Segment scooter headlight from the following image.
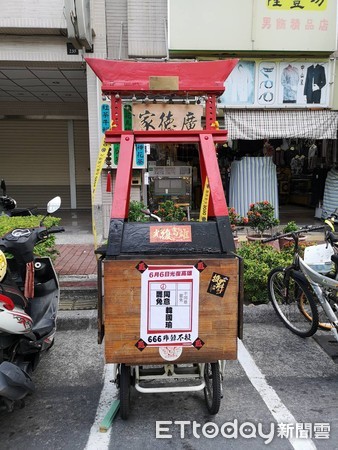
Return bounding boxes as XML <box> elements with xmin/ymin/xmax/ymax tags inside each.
<box><xmin>0</xmin><ymin>250</ymin><xmax>7</xmax><ymax>282</ymax></box>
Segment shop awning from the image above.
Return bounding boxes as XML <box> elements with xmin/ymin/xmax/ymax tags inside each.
<box><xmin>224</xmin><ymin>109</ymin><xmax>338</xmax><ymax>140</ymax></box>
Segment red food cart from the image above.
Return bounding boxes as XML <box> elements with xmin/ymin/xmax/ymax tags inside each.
<box><xmin>87</xmin><ymin>57</ymin><xmax>243</xmax><ymax>419</ymax></box>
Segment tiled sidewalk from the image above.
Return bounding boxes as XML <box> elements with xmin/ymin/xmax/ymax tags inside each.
<box><xmin>55</xmin><ymin>244</ymin><xmax>97</xmax><ymax>276</ymax></box>
<box><xmin>54</xmin><ymin>232</ymin><xmax>325</xmax><ymax>277</ymax></box>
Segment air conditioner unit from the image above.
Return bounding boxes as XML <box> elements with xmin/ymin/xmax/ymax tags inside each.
<box><xmin>64</xmin><ymin>0</ymin><xmax>93</xmax><ymax>50</ymax></box>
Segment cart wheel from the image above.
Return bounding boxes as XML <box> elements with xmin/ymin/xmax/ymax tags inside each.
<box><xmin>120</xmin><ymin>364</ymin><xmax>131</xmax><ymax>420</ymax></box>
<box><xmin>203</xmin><ymin>362</ymin><xmax>221</xmax><ymax>415</ymax></box>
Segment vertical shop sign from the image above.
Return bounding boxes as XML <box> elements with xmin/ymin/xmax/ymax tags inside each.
<box><xmin>113</xmin><ymin>144</ymin><xmax>120</xmax><ymax>166</ymax></box>
<box><xmin>101</xmin><ymin>103</ymin><xmax>110</xmax><ymax>133</ymax></box>
<box><xmin>135</xmin><ymin>144</ymin><xmax>145</xmax><ymax>167</ymax></box>
<box><xmin>123</xmin><ymin>104</ymin><xmax>133</xmax><ymax>130</ymax></box>
<box><xmin>140</xmin><ymin>265</ymin><xmax>200</xmax><ymax>346</ymax></box>
<box><xmin>112</xmin><ymin>143</ymin><xmax>147</xmax><ymax>169</ymax></box>
<box><xmin>112</xmin><ymin>105</ymin><xmax>147</xmax><ymax>168</ymax></box>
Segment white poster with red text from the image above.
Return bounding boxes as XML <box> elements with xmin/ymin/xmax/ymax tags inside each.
<box><xmin>140</xmin><ymin>265</ymin><xmax>200</xmax><ymax>347</ymax></box>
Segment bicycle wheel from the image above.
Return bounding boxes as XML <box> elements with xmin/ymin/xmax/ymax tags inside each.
<box><xmin>203</xmin><ymin>362</ymin><xmax>221</xmax><ymax>415</ymax></box>
<box><xmin>299</xmin><ymin>294</ymin><xmax>333</xmax><ymax>330</ymax></box>
<box><xmin>268</xmin><ymin>267</ymin><xmax>319</xmax><ymax>337</ymax></box>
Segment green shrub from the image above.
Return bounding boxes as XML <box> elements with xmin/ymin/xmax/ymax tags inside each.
<box><xmin>283</xmin><ymin>221</ymin><xmax>299</xmax><ymax>233</ymax></box>
<box><xmin>0</xmin><ymin>215</ymin><xmax>61</xmax><ymax>261</ymax></box>
<box><xmin>236</xmin><ymin>242</ymin><xmax>292</xmax><ymax>304</ymax></box>
<box><xmin>236</xmin><ymin>240</ymin><xmax>316</xmax><ymax>304</ymax></box>
<box><xmin>128</xmin><ymin>200</ymin><xmax>148</xmax><ymax>222</ymax></box>
<box><xmin>154</xmin><ymin>200</ymin><xmax>186</xmax><ymax>222</ymax></box>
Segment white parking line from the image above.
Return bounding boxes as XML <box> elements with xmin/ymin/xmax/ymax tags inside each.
<box><xmin>86</xmin><ymin>343</ymin><xmax>317</xmax><ymax>449</ymax></box>
<box><xmin>238</xmin><ymin>339</ymin><xmax>317</xmax><ymax>450</ymax></box>
<box><xmin>84</xmin><ymin>363</ymin><xmax>117</xmax><ymax>450</ymax></box>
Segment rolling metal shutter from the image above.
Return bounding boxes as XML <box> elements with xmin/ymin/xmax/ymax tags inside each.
<box><xmin>0</xmin><ymin>119</ymin><xmax>91</xmax><ymax>209</ymax></box>
<box><xmin>0</xmin><ymin>119</ymin><xmax>69</xmax><ymax>208</ymax></box>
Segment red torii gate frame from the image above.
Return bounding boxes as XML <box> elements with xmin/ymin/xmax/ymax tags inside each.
<box><xmin>86</xmin><ymin>58</ymin><xmax>238</xmax><ymax>225</ymax></box>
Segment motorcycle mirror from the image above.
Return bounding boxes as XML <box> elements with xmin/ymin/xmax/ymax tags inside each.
<box><xmin>1</xmin><ymin>179</ymin><xmax>6</xmax><ymax>195</ymax></box>
<box><xmin>47</xmin><ymin>196</ymin><xmax>61</xmax><ymax>214</ymax></box>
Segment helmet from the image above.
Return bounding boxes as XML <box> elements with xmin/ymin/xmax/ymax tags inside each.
<box><xmin>0</xmin><ymin>250</ymin><xmax>7</xmax><ymax>282</ymax></box>
<box><xmin>0</xmin><ymin>298</ymin><xmax>33</xmax><ymax>334</ymax></box>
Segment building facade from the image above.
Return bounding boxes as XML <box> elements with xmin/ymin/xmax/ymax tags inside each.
<box><xmin>1</xmin><ymin>0</ymin><xmax>338</xmax><ymax>240</ymax></box>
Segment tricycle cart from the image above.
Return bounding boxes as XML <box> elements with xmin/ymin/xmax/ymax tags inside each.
<box><xmin>87</xmin><ymin>58</ymin><xmax>243</xmax><ymax>419</ymax></box>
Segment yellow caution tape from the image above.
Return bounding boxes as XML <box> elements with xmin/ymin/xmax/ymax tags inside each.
<box><xmin>91</xmin><ymin>129</ymin><xmax>112</xmax><ymax>250</ymax></box>
<box><xmin>199</xmin><ymin>177</ymin><xmax>210</xmax><ymax>222</ymax></box>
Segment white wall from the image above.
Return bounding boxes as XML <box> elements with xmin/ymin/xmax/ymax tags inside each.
<box><xmin>168</xmin><ymin>0</ymin><xmax>338</xmax><ymax>54</ymax></box>
<box><xmin>0</xmin><ymin>0</ymin><xmax>66</xmax><ymax>30</ymax></box>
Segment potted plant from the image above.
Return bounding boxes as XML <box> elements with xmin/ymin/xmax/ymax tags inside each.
<box><xmin>228</xmin><ymin>207</ymin><xmax>242</xmax><ymax>231</ymax></box>
<box><xmin>283</xmin><ymin>220</ymin><xmax>299</xmax><ymax>233</ymax></box>
<box><xmin>153</xmin><ymin>200</ymin><xmax>186</xmax><ymax>222</ymax></box>
<box><xmin>128</xmin><ymin>200</ymin><xmax>149</xmax><ymax>222</ymax></box>
<box><xmin>228</xmin><ymin>207</ymin><xmax>242</xmax><ymax>246</ymax></box>
<box><xmin>246</xmin><ymin>200</ymin><xmax>280</xmax><ymax>240</ymax></box>
<box><xmin>280</xmin><ymin>220</ymin><xmax>306</xmax><ymax>247</ymax></box>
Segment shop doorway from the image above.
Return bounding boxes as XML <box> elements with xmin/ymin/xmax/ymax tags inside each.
<box><xmin>224</xmin><ymin>138</ymin><xmax>337</xmax><ymax>223</ymax></box>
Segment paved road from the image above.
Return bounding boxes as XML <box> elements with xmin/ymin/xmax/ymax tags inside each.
<box><xmin>0</xmin><ymin>307</ymin><xmax>337</xmax><ymax>450</ymax></box>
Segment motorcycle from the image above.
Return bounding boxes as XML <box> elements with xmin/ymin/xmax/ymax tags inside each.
<box><xmin>0</xmin><ymin>196</ymin><xmax>64</xmax><ymax>411</ymax></box>
<box><xmin>0</xmin><ymin>179</ymin><xmax>37</xmax><ymax>217</ymax></box>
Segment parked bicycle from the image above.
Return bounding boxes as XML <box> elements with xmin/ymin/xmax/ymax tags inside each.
<box><xmin>263</xmin><ymin>225</ymin><xmax>338</xmax><ymax>343</ymax></box>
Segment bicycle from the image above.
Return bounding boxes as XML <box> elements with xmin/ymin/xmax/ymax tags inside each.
<box><xmin>263</xmin><ymin>225</ymin><xmax>338</xmax><ymax>342</ymax></box>
<box><xmin>311</xmin><ymin>209</ymin><xmax>338</xmax><ymax>330</ymax></box>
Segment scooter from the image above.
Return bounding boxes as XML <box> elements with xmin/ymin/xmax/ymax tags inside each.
<box><xmin>0</xmin><ymin>179</ymin><xmax>37</xmax><ymax>217</ymax></box>
<box><xmin>0</xmin><ymin>196</ymin><xmax>64</xmax><ymax>411</ymax></box>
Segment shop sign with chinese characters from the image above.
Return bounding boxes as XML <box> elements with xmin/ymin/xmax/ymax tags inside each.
<box><xmin>253</xmin><ymin>0</ymin><xmax>335</xmax><ymax>52</ymax></box>
<box><xmin>168</xmin><ymin>0</ymin><xmax>336</xmax><ymax>55</ymax></box>
<box><xmin>266</xmin><ymin>0</ymin><xmax>327</xmax><ymax>11</ymax></box>
<box><xmin>140</xmin><ymin>265</ymin><xmax>200</xmax><ymax>346</ymax></box>
<box><xmin>149</xmin><ymin>225</ymin><xmax>192</xmax><ymax>243</ymax></box>
<box><xmin>133</xmin><ymin>104</ymin><xmax>202</xmax><ymax>131</ymax></box>
<box><xmin>111</xmin><ymin>143</ymin><xmax>148</xmax><ymax>169</ymax></box>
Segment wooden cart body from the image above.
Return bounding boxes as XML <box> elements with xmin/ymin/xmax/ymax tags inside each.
<box><xmin>98</xmin><ymin>220</ymin><xmax>243</xmax><ymax>365</ymax></box>
<box><xmin>103</xmin><ymin>242</ymin><xmax>242</xmax><ymax>365</ymax></box>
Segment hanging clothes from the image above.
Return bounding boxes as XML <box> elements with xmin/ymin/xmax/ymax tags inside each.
<box><xmin>281</xmin><ymin>65</ymin><xmax>299</xmax><ymax>103</ymax></box>
<box><xmin>229</xmin><ymin>157</ymin><xmax>279</xmax><ymax>219</ymax></box>
<box><xmin>322</xmin><ymin>167</ymin><xmax>338</xmax><ymax>218</ymax></box>
<box><xmin>311</xmin><ymin>167</ymin><xmax>329</xmax><ymax>207</ymax></box>
<box><xmin>304</xmin><ymin>64</ymin><xmax>326</xmax><ymax>104</ymax></box>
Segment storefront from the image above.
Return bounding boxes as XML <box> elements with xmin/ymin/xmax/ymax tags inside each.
<box><xmin>0</xmin><ymin>116</ymin><xmax>90</xmax><ymax>209</ymax></box>
<box><xmin>221</xmin><ymin>109</ymin><xmax>338</xmax><ymax>221</ymax></box>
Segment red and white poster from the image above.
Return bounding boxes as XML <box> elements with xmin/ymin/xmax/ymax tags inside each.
<box><xmin>140</xmin><ymin>265</ymin><xmax>200</xmax><ymax>346</ymax></box>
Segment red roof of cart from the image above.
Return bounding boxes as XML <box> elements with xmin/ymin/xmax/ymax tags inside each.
<box><xmin>85</xmin><ymin>58</ymin><xmax>238</xmax><ymax>95</ymax></box>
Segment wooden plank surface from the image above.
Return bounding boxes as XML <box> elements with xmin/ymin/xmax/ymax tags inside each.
<box><xmin>104</xmin><ymin>257</ymin><xmax>239</xmax><ymax>364</ymax></box>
